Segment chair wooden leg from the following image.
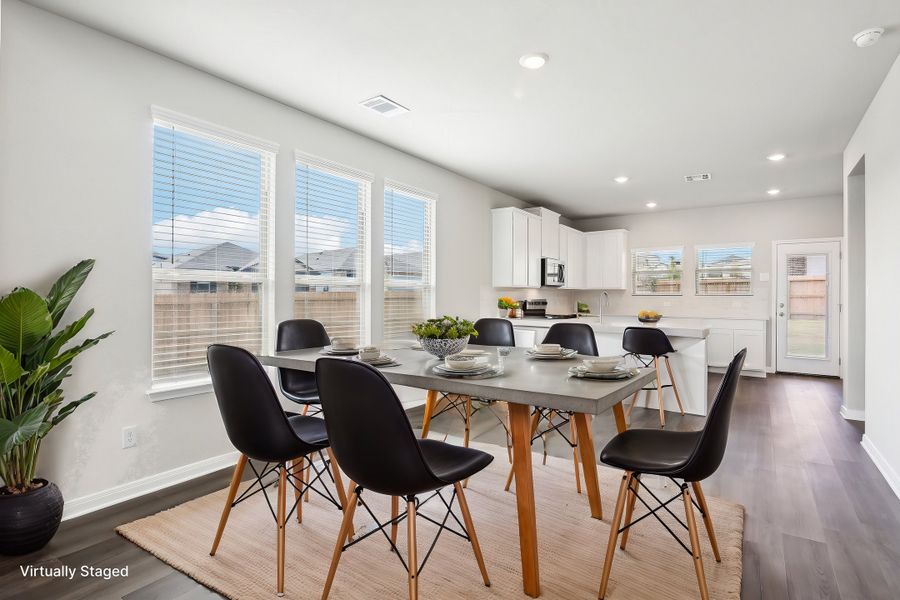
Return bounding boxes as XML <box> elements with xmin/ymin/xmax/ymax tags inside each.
<box><xmin>292</xmin><ymin>457</ymin><xmax>304</xmax><ymax>523</ymax></box>
<box><xmin>407</xmin><ymin>499</ymin><xmax>418</xmax><ymax>600</ymax></box>
<box><xmin>625</xmin><ymin>391</ymin><xmax>639</xmax><ymax>419</ymax></box>
<box><xmin>420</xmin><ymin>390</ymin><xmax>438</xmax><ymax>439</ymax></box>
<box><xmin>304</xmin><ymin>454</ymin><xmax>311</xmax><ymax>503</ymax></box>
<box><xmin>276</xmin><ymin>464</ymin><xmax>287</xmax><ymax>596</ymax></box>
<box><xmin>569</xmin><ymin>416</ymin><xmax>582</xmax><ymax>494</ymax></box>
<box><xmin>454</xmin><ymin>482</ymin><xmax>490</xmax><ymax>586</ymax></box>
<box><xmin>302</xmin><ymin>405</ymin><xmax>310</xmax><ymax>416</ymax></box>
<box><xmin>327</xmin><ymin>449</ymin><xmax>355</xmax><ymax>539</ymax></box>
<box><xmin>598</xmin><ymin>472</ymin><xmax>632</xmax><ymax>599</ymax></box>
<box><xmin>505</xmin><ymin>403</ymin><xmax>513</xmax><ymax>463</ymax></box>
<box><xmin>664</xmin><ymin>356</ymin><xmax>686</xmax><ymax>415</ymax></box>
<box><xmin>463</xmin><ymin>396</ymin><xmax>473</xmax><ymax>488</ymax></box>
<box><xmin>619</xmin><ymin>474</ymin><xmax>641</xmax><ymax>550</ymax></box>
<box><xmin>691</xmin><ymin>481</ymin><xmax>721</xmax><ymax>562</ymax></box>
<box><xmin>210</xmin><ymin>454</ymin><xmax>248</xmax><ymax>556</ymax></box>
<box><xmin>391</xmin><ymin>495</ymin><xmax>400</xmax><ymax>548</ymax></box>
<box><xmin>505</xmin><ymin>409</ymin><xmax>542</xmax><ymax>492</ymax></box>
<box><xmin>683</xmin><ymin>485</ymin><xmax>710</xmax><ymax>600</ymax></box>
<box><xmin>321</xmin><ymin>487</ymin><xmax>359</xmax><ymax>600</ymax></box>
<box><xmin>654</xmin><ymin>358</ymin><xmax>666</xmax><ymax>428</ymax></box>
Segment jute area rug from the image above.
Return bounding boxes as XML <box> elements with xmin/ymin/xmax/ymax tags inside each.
<box><xmin>117</xmin><ymin>443</ymin><xmax>743</xmax><ymax>599</ymax></box>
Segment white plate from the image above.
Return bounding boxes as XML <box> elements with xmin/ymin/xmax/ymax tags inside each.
<box><xmin>568</xmin><ymin>366</ymin><xmax>639</xmax><ymax>380</ymax></box>
<box><xmin>455</xmin><ymin>348</ymin><xmax>489</xmax><ymax>356</ymax></box>
<box><xmin>526</xmin><ymin>348</ymin><xmax>578</xmax><ymax>360</ymax></box>
<box><xmin>433</xmin><ymin>365</ymin><xmax>499</xmax><ymax>378</ymax></box>
<box><xmin>320</xmin><ymin>347</ymin><xmax>359</xmax><ymax>356</ymax></box>
<box><xmin>433</xmin><ymin>363</ymin><xmax>493</xmax><ymax>376</ymax></box>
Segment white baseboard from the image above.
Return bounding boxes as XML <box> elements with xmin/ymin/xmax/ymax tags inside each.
<box><xmin>861</xmin><ymin>434</ymin><xmax>900</xmax><ymax>501</ymax></box>
<box><xmin>840</xmin><ymin>405</ymin><xmax>866</xmax><ymax>421</ymax></box>
<box><xmin>62</xmin><ymin>450</ymin><xmax>240</xmax><ymax>521</ymax></box>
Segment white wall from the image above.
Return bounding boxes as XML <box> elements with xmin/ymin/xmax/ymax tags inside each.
<box><xmin>844</xmin><ymin>52</ymin><xmax>900</xmax><ymax>498</ymax></box>
<box><xmin>843</xmin><ymin>165</ymin><xmax>866</xmax><ymax>418</ymax></box>
<box><xmin>573</xmin><ymin>196</ymin><xmax>843</xmax><ymax>366</ymax></box>
<box><xmin>0</xmin><ymin>0</ymin><xmax>524</xmax><ymax>509</ymax></box>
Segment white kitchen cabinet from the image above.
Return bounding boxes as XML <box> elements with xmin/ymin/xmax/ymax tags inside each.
<box><xmin>584</xmin><ymin>229</ymin><xmax>628</xmax><ymax>290</ymax></box>
<box><xmin>733</xmin><ymin>330</ymin><xmax>766</xmax><ymax>371</ymax></box>
<box><xmin>707</xmin><ymin>329</ymin><xmax>734</xmax><ymax>367</ymax></box>
<box><xmin>491</xmin><ymin>207</ymin><xmax>542</xmax><ymax>288</ymax></box>
<box><xmin>560</xmin><ymin>224</ymin><xmax>584</xmax><ymax>289</ymax></box>
<box><xmin>705</xmin><ymin>319</ymin><xmax>768</xmax><ymax>374</ymax></box>
<box><xmin>525</xmin><ymin>207</ymin><xmax>560</xmax><ymax>259</ymax></box>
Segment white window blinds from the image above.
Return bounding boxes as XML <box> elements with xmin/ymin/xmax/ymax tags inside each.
<box><xmin>294</xmin><ymin>153</ymin><xmax>372</xmax><ymax>346</ymax></box>
<box><xmin>151</xmin><ymin>109</ymin><xmax>276</xmax><ymax>385</ymax></box>
<box><xmin>631</xmin><ymin>247</ymin><xmax>683</xmax><ymax>295</ymax></box>
<box><xmin>383</xmin><ymin>182</ymin><xmax>436</xmax><ymax>341</ymax></box>
<box><xmin>696</xmin><ymin>245</ymin><xmax>753</xmax><ymax>295</ymax></box>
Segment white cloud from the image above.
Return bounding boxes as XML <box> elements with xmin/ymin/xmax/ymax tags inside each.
<box><xmin>295</xmin><ymin>214</ymin><xmax>352</xmax><ymax>254</ymax></box>
<box><xmin>153</xmin><ymin>207</ymin><xmax>259</xmax><ymax>253</ymax></box>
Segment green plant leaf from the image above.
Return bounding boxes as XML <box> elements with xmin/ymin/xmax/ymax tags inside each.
<box><xmin>0</xmin><ymin>289</ymin><xmax>52</xmax><ymax>356</ymax></box>
<box><xmin>0</xmin><ymin>403</ymin><xmax>49</xmax><ymax>455</ymax></box>
<box><xmin>37</xmin><ymin>308</ymin><xmax>94</xmax><ymax>362</ymax></box>
<box><xmin>46</xmin><ymin>259</ymin><xmax>95</xmax><ymax>328</ymax></box>
<box><xmin>0</xmin><ymin>346</ymin><xmax>25</xmax><ymax>384</ymax></box>
<box><xmin>50</xmin><ymin>392</ymin><xmax>96</xmax><ymax>428</ymax></box>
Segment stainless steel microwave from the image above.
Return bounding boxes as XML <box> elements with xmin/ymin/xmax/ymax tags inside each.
<box><xmin>541</xmin><ymin>258</ymin><xmax>566</xmax><ymax>287</ymax></box>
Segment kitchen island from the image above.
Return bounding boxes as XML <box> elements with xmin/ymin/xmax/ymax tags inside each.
<box><xmin>503</xmin><ymin>316</ymin><xmax>710</xmax><ymax>416</ymax></box>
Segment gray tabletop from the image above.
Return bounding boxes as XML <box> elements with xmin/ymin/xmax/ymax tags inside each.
<box><xmin>259</xmin><ymin>346</ymin><xmax>656</xmax><ymax>415</ymax></box>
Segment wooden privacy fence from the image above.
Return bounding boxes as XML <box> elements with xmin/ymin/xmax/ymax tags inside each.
<box><xmin>788</xmin><ymin>275</ymin><xmax>826</xmax><ymax>319</ymax></box>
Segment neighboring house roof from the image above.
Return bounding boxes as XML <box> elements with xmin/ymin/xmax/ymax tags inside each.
<box><xmin>157</xmin><ymin>241</ymin><xmax>260</xmax><ymax>272</ymax></box>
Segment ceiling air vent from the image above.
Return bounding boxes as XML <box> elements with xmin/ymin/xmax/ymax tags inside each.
<box><xmin>359</xmin><ymin>95</ymin><xmax>410</xmax><ymax>118</ymax></box>
<box><xmin>684</xmin><ymin>173</ymin><xmax>712</xmax><ymax>182</ymax></box>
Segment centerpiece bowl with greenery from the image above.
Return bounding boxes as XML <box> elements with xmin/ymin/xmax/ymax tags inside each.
<box><xmin>411</xmin><ymin>316</ymin><xmax>477</xmax><ymax>358</ymax></box>
<box><xmin>0</xmin><ymin>260</ymin><xmax>112</xmax><ymax>555</ymax></box>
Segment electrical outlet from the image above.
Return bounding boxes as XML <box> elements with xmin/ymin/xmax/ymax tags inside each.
<box><xmin>122</xmin><ymin>426</ymin><xmax>137</xmax><ymax>449</ymax></box>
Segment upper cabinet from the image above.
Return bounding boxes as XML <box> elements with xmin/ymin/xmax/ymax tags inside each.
<box><xmin>524</xmin><ymin>207</ymin><xmax>560</xmax><ymax>259</ymax></box>
<box><xmin>560</xmin><ymin>224</ymin><xmax>585</xmax><ymax>289</ymax></box>
<box><xmin>492</xmin><ymin>207</ymin><xmax>542</xmax><ymax>288</ymax></box>
<box><xmin>584</xmin><ymin>229</ymin><xmax>628</xmax><ymax>290</ymax></box>
<box><xmin>492</xmin><ymin>206</ymin><xmax>626</xmax><ymax>290</ymax></box>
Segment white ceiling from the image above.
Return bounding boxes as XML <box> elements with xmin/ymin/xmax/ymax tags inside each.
<box><xmin>25</xmin><ymin>0</ymin><xmax>900</xmax><ymax>217</ymax></box>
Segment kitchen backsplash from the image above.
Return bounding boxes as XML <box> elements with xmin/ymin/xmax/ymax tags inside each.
<box><xmin>577</xmin><ymin>289</ymin><xmax>772</xmax><ymax>319</ymax></box>
<box><xmin>484</xmin><ymin>287</ymin><xmax>578</xmax><ymax>316</ymax></box>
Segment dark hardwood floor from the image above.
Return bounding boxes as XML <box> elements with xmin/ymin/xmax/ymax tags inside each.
<box><xmin>2</xmin><ymin>373</ymin><xmax>899</xmax><ymax>599</ymax></box>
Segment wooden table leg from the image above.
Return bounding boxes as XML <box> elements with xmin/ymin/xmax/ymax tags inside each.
<box><xmin>420</xmin><ymin>390</ymin><xmax>438</xmax><ymax>438</ymax></box>
<box><xmin>508</xmin><ymin>403</ymin><xmax>541</xmax><ymax>598</ymax></box>
<box><xmin>573</xmin><ymin>413</ymin><xmax>602</xmax><ymax>520</ymax></box>
<box><xmin>612</xmin><ymin>401</ymin><xmax>628</xmax><ymax>434</ymax></box>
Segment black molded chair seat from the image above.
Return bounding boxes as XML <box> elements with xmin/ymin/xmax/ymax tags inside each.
<box><xmin>418</xmin><ymin>439</ymin><xmax>495</xmax><ymax>485</ymax></box>
<box><xmin>287</xmin><ymin>414</ymin><xmax>329</xmax><ymax>447</ymax></box>
<box><xmin>600</xmin><ymin>429</ymin><xmax>700</xmax><ymax>476</ymax></box>
<box><xmin>283</xmin><ymin>389</ymin><xmax>320</xmax><ymax>404</ymax></box>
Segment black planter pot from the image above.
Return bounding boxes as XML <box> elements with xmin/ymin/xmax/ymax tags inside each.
<box><xmin>0</xmin><ymin>479</ymin><xmax>64</xmax><ymax>555</ymax></box>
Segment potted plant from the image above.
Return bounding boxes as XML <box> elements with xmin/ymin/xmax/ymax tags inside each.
<box><xmin>0</xmin><ymin>260</ymin><xmax>112</xmax><ymax>555</ymax></box>
<box><xmin>577</xmin><ymin>302</ymin><xmax>591</xmax><ymax>315</ymax></box>
<box><xmin>411</xmin><ymin>316</ymin><xmax>478</xmax><ymax>358</ymax></box>
<box><xmin>497</xmin><ymin>297</ymin><xmax>519</xmax><ymax>318</ymax></box>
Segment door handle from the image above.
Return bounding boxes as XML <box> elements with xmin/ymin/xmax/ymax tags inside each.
<box><xmin>778</xmin><ymin>312</ymin><xmax>785</xmax><ymax>317</ymax></box>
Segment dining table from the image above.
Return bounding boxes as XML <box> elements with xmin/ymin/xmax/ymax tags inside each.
<box><xmin>258</xmin><ymin>344</ymin><xmax>657</xmax><ymax>598</ymax></box>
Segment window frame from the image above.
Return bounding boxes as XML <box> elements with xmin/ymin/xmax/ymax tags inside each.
<box><xmin>694</xmin><ymin>243</ymin><xmax>754</xmax><ymax>296</ymax></box>
<box><xmin>630</xmin><ymin>246</ymin><xmax>684</xmax><ymax>296</ymax></box>
<box><xmin>382</xmin><ymin>179</ymin><xmax>437</xmax><ymax>341</ymax></box>
<box><xmin>148</xmin><ymin>107</ymin><xmax>277</xmax><ymax>398</ymax></box>
<box><xmin>293</xmin><ymin>150</ymin><xmax>373</xmax><ymax>346</ymax></box>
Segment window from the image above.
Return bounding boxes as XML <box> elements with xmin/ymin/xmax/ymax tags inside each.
<box><xmin>151</xmin><ymin>108</ymin><xmax>276</xmax><ymax>385</ymax></box>
<box><xmin>696</xmin><ymin>244</ymin><xmax>753</xmax><ymax>295</ymax></box>
<box><xmin>631</xmin><ymin>247</ymin><xmax>683</xmax><ymax>295</ymax></box>
<box><xmin>383</xmin><ymin>181</ymin><xmax>436</xmax><ymax>341</ymax></box>
<box><xmin>294</xmin><ymin>152</ymin><xmax>372</xmax><ymax>346</ymax></box>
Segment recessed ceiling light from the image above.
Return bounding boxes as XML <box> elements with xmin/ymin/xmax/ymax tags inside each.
<box><xmin>645</xmin><ymin>202</ymin><xmax>657</xmax><ymax>208</ymax></box>
<box><xmin>767</xmin><ymin>188</ymin><xmax>781</xmax><ymax>196</ymax></box>
<box><xmin>519</xmin><ymin>53</ymin><xmax>549</xmax><ymax>70</ymax></box>
<box><xmin>614</xmin><ymin>176</ymin><xmax>629</xmax><ymax>184</ymax></box>
<box><xmin>853</xmin><ymin>28</ymin><xmax>884</xmax><ymax>48</ymax></box>
<box><xmin>766</xmin><ymin>153</ymin><xmax>786</xmax><ymax>161</ymax></box>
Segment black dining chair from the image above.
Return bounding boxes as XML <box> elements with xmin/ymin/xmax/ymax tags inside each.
<box><xmin>596</xmin><ymin>348</ymin><xmax>746</xmax><ymax>600</ymax></box>
<box><xmin>419</xmin><ymin>318</ymin><xmax>516</xmax><ymax>469</ymax></box>
<box><xmin>276</xmin><ymin>319</ymin><xmax>332</xmax><ymax>417</ymax></box>
<box><xmin>316</xmin><ymin>358</ymin><xmax>493</xmax><ymax>600</ymax></box>
<box><xmin>504</xmin><ymin>322</ymin><xmax>599</xmax><ymax>495</ymax></box>
<box><xmin>207</xmin><ymin>344</ymin><xmax>351</xmax><ymax>597</ymax></box>
<box><xmin>622</xmin><ymin>326</ymin><xmax>686</xmax><ymax>428</ymax></box>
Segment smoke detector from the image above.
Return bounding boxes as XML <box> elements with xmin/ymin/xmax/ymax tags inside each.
<box><xmin>359</xmin><ymin>95</ymin><xmax>410</xmax><ymax>117</ymax></box>
<box><xmin>684</xmin><ymin>173</ymin><xmax>712</xmax><ymax>182</ymax></box>
<box><xmin>853</xmin><ymin>28</ymin><xmax>884</xmax><ymax>48</ymax></box>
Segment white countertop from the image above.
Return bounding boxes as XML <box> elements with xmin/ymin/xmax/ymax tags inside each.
<box><xmin>503</xmin><ymin>316</ymin><xmax>710</xmax><ymax>339</ymax></box>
